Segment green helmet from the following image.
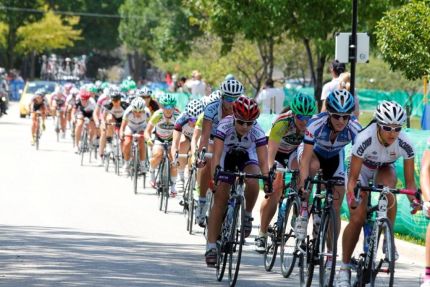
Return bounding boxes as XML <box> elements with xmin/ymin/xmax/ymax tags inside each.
<box><xmin>290</xmin><ymin>92</ymin><xmax>317</xmax><ymax>116</ymax></box>
<box><xmin>159</xmin><ymin>93</ymin><xmax>177</xmax><ymax>107</ymax></box>
<box><xmin>127</xmin><ymin>80</ymin><xmax>137</xmax><ymax>90</ymax></box>
<box><xmin>87</xmin><ymin>84</ymin><xmax>98</xmax><ymax>94</ymax></box>
<box><xmin>120</xmin><ymin>82</ymin><xmax>129</xmax><ymax>93</ymax></box>
<box><xmin>101</xmin><ymin>82</ymin><xmax>110</xmax><ymax>90</ymax></box>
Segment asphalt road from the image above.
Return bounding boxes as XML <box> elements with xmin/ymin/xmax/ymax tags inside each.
<box><xmin>0</xmin><ymin>103</ymin><xmax>425</xmax><ymax>286</ymax></box>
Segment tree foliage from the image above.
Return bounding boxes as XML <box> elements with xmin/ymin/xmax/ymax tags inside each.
<box><xmin>16</xmin><ymin>11</ymin><xmax>81</xmax><ymax>54</ymax></box>
<box><xmin>375</xmin><ymin>1</ymin><xmax>430</xmax><ymax>81</ymax></box>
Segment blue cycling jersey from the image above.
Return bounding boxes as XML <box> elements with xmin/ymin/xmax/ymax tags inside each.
<box><xmin>203</xmin><ymin>99</ymin><xmax>223</xmax><ymax>136</ymax></box>
<box><xmin>303</xmin><ymin>112</ymin><xmax>362</xmax><ymax>159</ymax></box>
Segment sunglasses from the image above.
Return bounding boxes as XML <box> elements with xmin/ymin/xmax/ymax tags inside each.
<box><xmin>163</xmin><ymin>105</ymin><xmax>174</xmax><ymax>110</ymax></box>
<box><xmin>112</xmin><ymin>98</ymin><xmax>121</xmax><ymax>102</ymax></box>
<box><xmin>379</xmin><ymin>124</ymin><xmax>402</xmax><ymax>132</ymax></box>
<box><xmin>188</xmin><ymin>117</ymin><xmax>197</xmax><ymax>123</ymax></box>
<box><xmin>235</xmin><ymin>119</ymin><xmax>254</xmax><ymax>127</ymax></box>
<box><xmin>329</xmin><ymin>113</ymin><xmax>351</xmax><ymax>121</ymax></box>
<box><xmin>222</xmin><ymin>95</ymin><xmax>237</xmax><ymax>103</ymax></box>
<box><xmin>142</xmin><ymin>95</ymin><xmax>151</xmax><ymax>99</ymax></box>
<box><xmin>295</xmin><ymin>114</ymin><xmax>312</xmax><ymax>121</ymax></box>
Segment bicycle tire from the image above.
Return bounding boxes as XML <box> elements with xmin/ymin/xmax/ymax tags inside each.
<box><xmin>35</xmin><ymin>121</ymin><xmax>40</xmax><ymax>151</ymax></box>
<box><xmin>370</xmin><ymin>218</ymin><xmax>395</xmax><ymax>287</ymax></box>
<box><xmin>133</xmin><ymin>147</ymin><xmax>139</xmax><ymax>194</ymax></box>
<box><xmin>104</xmin><ymin>152</ymin><xmax>110</xmax><ymax>172</ymax></box>
<box><xmin>186</xmin><ymin>171</ymin><xmax>196</xmax><ymax>233</ymax></box>
<box><xmin>280</xmin><ymin>198</ymin><xmax>299</xmax><ymax>278</ymax></box>
<box><xmin>80</xmin><ymin>130</ymin><xmax>87</xmax><ymax>166</ymax></box>
<box><xmin>216</xmin><ymin>239</ymin><xmax>228</xmax><ymax>282</ymax></box>
<box><xmin>318</xmin><ymin>207</ymin><xmax>337</xmax><ymax>287</ymax></box>
<box><xmin>264</xmin><ymin>210</ymin><xmax>280</xmax><ymax>272</ymax></box>
<box><xmin>158</xmin><ymin>159</ymin><xmax>165</xmax><ymax>211</ymax></box>
<box><xmin>228</xmin><ymin>198</ymin><xmax>245</xmax><ymax>287</ymax></box>
<box><xmin>163</xmin><ymin>156</ymin><xmax>170</xmax><ymax>213</ymax></box>
<box><xmin>55</xmin><ymin>115</ymin><xmax>60</xmax><ymax>142</ymax></box>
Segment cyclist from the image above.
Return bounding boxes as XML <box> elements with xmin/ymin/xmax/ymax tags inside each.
<box><xmin>94</xmin><ymin>86</ymin><xmax>113</xmax><ymax>165</ymax></box>
<box><xmin>138</xmin><ymin>87</ymin><xmax>160</xmax><ymax>116</ymax></box>
<box><xmin>29</xmin><ymin>89</ymin><xmax>48</xmax><ymax>145</ymax></box>
<box><xmin>120</xmin><ymin>97</ymin><xmax>150</xmax><ymax>174</ymax></box>
<box><xmin>72</xmin><ymin>89</ymin><xmax>97</xmax><ymax>153</ymax></box>
<box><xmin>254</xmin><ymin>92</ymin><xmax>317</xmax><ymax>253</ymax></box>
<box><xmin>66</xmin><ymin>87</ymin><xmax>79</xmax><ymax>129</ymax></box>
<box><xmin>171</xmin><ymin>99</ymin><xmax>204</xmax><ymax>185</ymax></box>
<box><xmin>296</xmin><ymin>89</ymin><xmax>361</xmax><ymax>269</ymax></box>
<box><xmin>144</xmin><ymin>93</ymin><xmax>180</xmax><ymax>196</ymax></box>
<box><xmin>197</xmin><ymin>79</ymin><xmax>244</xmax><ymax>227</ymax></box>
<box><xmin>205</xmin><ymin>95</ymin><xmax>269</xmax><ymax>266</ymax></box>
<box><xmin>421</xmin><ymin>138</ymin><xmax>430</xmax><ymax>287</ymax></box>
<box><xmin>50</xmin><ymin>86</ymin><xmax>67</xmax><ymax>138</ymax></box>
<box><xmin>338</xmin><ymin>101</ymin><xmax>418</xmax><ymax>287</ymax></box>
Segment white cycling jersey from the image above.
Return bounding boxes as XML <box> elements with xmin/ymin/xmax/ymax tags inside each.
<box><xmin>351</xmin><ymin>122</ymin><xmax>415</xmax><ymax>168</ymax></box>
<box><xmin>122</xmin><ymin>105</ymin><xmax>150</xmax><ymax>131</ymax></box>
<box><xmin>215</xmin><ymin>115</ymin><xmax>267</xmax><ymax>166</ymax></box>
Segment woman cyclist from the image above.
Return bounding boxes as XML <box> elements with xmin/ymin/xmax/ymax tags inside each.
<box><xmin>205</xmin><ymin>95</ymin><xmax>269</xmax><ymax>266</ymax></box>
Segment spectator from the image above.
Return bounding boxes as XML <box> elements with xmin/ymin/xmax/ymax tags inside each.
<box><xmin>255</xmin><ymin>78</ymin><xmax>285</xmax><ymax>114</ymax></box>
<box><xmin>185</xmin><ymin>70</ymin><xmax>206</xmax><ymax>99</ymax></box>
<box><xmin>335</xmin><ymin>72</ymin><xmax>360</xmax><ymax>118</ymax></box>
<box><xmin>321</xmin><ymin>60</ymin><xmax>345</xmax><ymax>112</ymax></box>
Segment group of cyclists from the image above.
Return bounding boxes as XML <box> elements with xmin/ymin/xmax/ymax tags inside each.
<box><xmin>26</xmin><ymin>74</ymin><xmax>430</xmax><ymax>287</ymax></box>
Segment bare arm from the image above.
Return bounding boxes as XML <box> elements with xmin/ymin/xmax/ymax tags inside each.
<box><xmin>211</xmin><ymin>138</ymin><xmax>223</xmax><ymax>179</ymax></box>
<box><xmin>257</xmin><ymin>144</ymin><xmax>269</xmax><ymax>176</ymax></box>
<box><xmin>171</xmin><ymin>130</ymin><xmax>182</xmax><ymax>159</ymax></box>
<box><xmin>347</xmin><ymin>155</ymin><xmax>363</xmax><ymax>195</ymax></box>
<box><xmin>144</xmin><ymin>122</ymin><xmax>154</xmax><ymax>142</ymax></box>
<box><xmin>267</xmin><ymin>139</ymin><xmax>281</xmax><ymax>168</ymax></box>
<box><xmin>298</xmin><ymin>143</ymin><xmax>314</xmax><ymax>188</ymax></box>
<box><xmin>191</xmin><ymin>128</ymin><xmax>202</xmax><ymax>157</ymax></box>
<box><xmin>198</xmin><ymin>119</ymin><xmax>212</xmax><ymax>152</ymax></box>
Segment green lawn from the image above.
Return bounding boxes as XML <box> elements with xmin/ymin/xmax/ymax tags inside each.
<box><xmin>359</xmin><ymin>110</ymin><xmax>421</xmax><ymax>129</ymax></box>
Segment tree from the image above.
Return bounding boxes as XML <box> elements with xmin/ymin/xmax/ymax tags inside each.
<box><xmin>185</xmin><ymin>0</ymin><xmax>288</xmax><ymax>84</ymax></box>
<box><xmin>375</xmin><ymin>1</ymin><xmax>430</xmax><ymax>127</ymax></box>
<box><xmin>375</xmin><ymin>1</ymin><xmax>430</xmax><ymax>81</ymax></box>
<box><xmin>0</xmin><ymin>0</ymin><xmax>43</xmax><ymax>68</ymax></box>
<box><xmin>16</xmin><ymin>11</ymin><xmax>81</xmax><ymax>79</ymax></box>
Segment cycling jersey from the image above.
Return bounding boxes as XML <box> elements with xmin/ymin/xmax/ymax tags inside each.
<box><xmin>215</xmin><ymin>115</ymin><xmax>267</xmax><ymax>169</ymax></box>
<box><xmin>149</xmin><ymin>109</ymin><xmax>180</xmax><ymax>141</ymax></box>
<box><xmin>66</xmin><ymin>94</ymin><xmax>77</xmax><ymax>107</ymax></box>
<box><xmin>123</xmin><ymin>105</ymin><xmax>150</xmax><ymax>132</ymax></box>
<box><xmin>51</xmin><ymin>93</ymin><xmax>67</xmax><ymax>108</ymax></box>
<box><xmin>303</xmin><ymin>112</ymin><xmax>361</xmax><ymax>159</ymax></box>
<box><xmin>351</xmin><ymin>122</ymin><xmax>415</xmax><ymax>169</ymax></box>
<box><xmin>74</xmin><ymin>97</ymin><xmax>96</xmax><ymax>118</ymax></box>
<box><xmin>203</xmin><ymin>99</ymin><xmax>223</xmax><ymax>136</ymax></box>
<box><xmin>103</xmin><ymin>100</ymin><xmax>129</xmax><ymax>120</ymax></box>
<box><xmin>174</xmin><ymin>112</ymin><xmax>197</xmax><ymax>140</ymax></box>
<box><xmin>268</xmin><ymin>110</ymin><xmax>304</xmax><ymax>154</ymax></box>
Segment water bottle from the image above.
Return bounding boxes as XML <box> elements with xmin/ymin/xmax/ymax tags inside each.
<box><xmin>312</xmin><ymin>213</ymin><xmax>321</xmax><ymax>238</ymax></box>
<box><xmin>227</xmin><ymin>198</ymin><xmax>235</xmax><ymax>222</ymax></box>
<box><xmin>300</xmin><ymin>202</ymin><xmax>308</xmax><ymax>217</ymax></box>
<box><xmin>363</xmin><ymin>219</ymin><xmax>373</xmax><ymax>253</ymax></box>
<box><xmin>279</xmin><ymin>198</ymin><xmax>287</xmax><ymax>222</ymax></box>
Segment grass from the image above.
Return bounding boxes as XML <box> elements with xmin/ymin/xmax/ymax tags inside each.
<box><xmin>359</xmin><ymin>110</ymin><xmax>421</xmax><ymax>129</ymax></box>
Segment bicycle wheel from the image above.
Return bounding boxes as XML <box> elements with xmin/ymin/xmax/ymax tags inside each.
<box><xmin>264</xmin><ymin>222</ymin><xmax>279</xmax><ymax>271</ymax></box>
<box><xmin>163</xmin><ymin>157</ymin><xmax>170</xmax><ymax>213</ymax></box>
<box><xmin>104</xmin><ymin>152</ymin><xmax>111</xmax><ymax>172</ymax></box>
<box><xmin>187</xmin><ymin>172</ymin><xmax>196</xmax><ymax>234</ymax></box>
<box><xmin>158</xmin><ymin>159</ymin><xmax>166</xmax><ymax>211</ymax></box>
<box><xmin>280</xmin><ymin>198</ymin><xmax>300</xmax><ymax>278</ymax></box>
<box><xmin>55</xmin><ymin>114</ymin><xmax>60</xmax><ymax>142</ymax></box>
<box><xmin>228</xmin><ymin>198</ymin><xmax>245</xmax><ymax>287</ymax></box>
<box><xmin>35</xmin><ymin>126</ymin><xmax>40</xmax><ymax>150</ymax></box>
<box><xmin>370</xmin><ymin>218</ymin><xmax>395</xmax><ymax>287</ymax></box>
<box><xmin>318</xmin><ymin>207</ymin><xmax>337</xmax><ymax>287</ymax></box>
<box><xmin>80</xmin><ymin>131</ymin><xmax>87</xmax><ymax>166</ymax></box>
<box><xmin>133</xmin><ymin>147</ymin><xmax>139</xmax><ymax>194</ymax></box>
<box><xmin>216</xmin><ymin>238</ymin><xmax>228</xmax><ymax>282</ymax></box>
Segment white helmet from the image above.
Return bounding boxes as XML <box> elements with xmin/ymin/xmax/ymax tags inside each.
<box><xmin>375</xmin><ymin>100</ymin><xmax>406</xmax><ymax>125</ymax></box>
<box><xmin>202</xmin><ymin>90</ymin><xmax>222</xmax><ymax>107</ymax></box>
<box><xmin>131</xmin><ymin>97</ymin><xmax>145</xmax><ymax>112</ymax></box>
<box><xmin>220</xmin><ymin>79</ymin><xmax>244</xmax><ymax>97</ymax></box>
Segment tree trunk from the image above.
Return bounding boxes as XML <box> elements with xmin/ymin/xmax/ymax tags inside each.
<box><xmin>315</xmin><ymin>54</ymin><xmax>327</xmax><ymax>110</ymax></box>
<box><xmin>268</xmin><ymin>37</ymin><xmax>274</xmax><ymax>80</ymax></box>
<box><xmin>303</xmin><ymin>38</ymin><xmax>316</xmax><ymax>86</ymax></box>
<box><xmin>30</xmin><ymin>51</ymin><xmax>36</xmax><ymax>80</ymax></box>
<box><xmin>127</xmin><ymin>53</ymin><xmax>134</xmax><ymax>79</ymax></box>
<box><xmin>6</xmin><ymin>29</ymin><xmax>16</xmax><ymax>70</ymax></box>
<box><xmin>133</xmin><ymin>51</ymin><xmax>142</xmax><ymax>82</ymax></box>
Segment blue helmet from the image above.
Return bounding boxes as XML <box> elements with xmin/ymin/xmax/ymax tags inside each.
<box><xmin>326</xmin><ymin>89</ymin><xmax>355</xmax><ymax>114</ymax></box>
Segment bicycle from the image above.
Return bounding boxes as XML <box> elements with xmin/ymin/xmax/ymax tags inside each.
<box><xmin>104</xmin><ymin>122</ymin><xmax>123</xmax><ymax>176</ymax></box>
<box><xmin>213</xmin><ymin>165</ymin><xmax>275</xmax><ymax>287</ymax></box>
<box><xmin>154</xmin><ymin>140</ymin><xmax>172</xmax><ymax>213</ymax></box>
<box><xmin>299</xmin><ymin>170</ymin><xmax>344</xmax><ymax>287</ymax></box>
<box><xmin>54</xmin><ymin>106</ymin><xmax>62</xmax><ymax>142</ymax></box>
<box><xmin>79</xmin><ymin>118</ymin><xmax>91</xmax><ymax>166</ymax></box>
<box><xmin>34</xmin><ymin>111</ymin><xmax>42</xmax><ymax>150</ymax></box>
<box><xmin>129</xmin><ymin>134</ymin><xmax>145</xmax><ymax>194</ymax></box>
<box><xmin>264</xmin><ymin>168</ymin><xmax>301</xmax><ymax>276</ymax></box>
<box><xmin>350</xmin><ymin>183</ymin><xmax>421</xmax><ymax>287</ymax></box>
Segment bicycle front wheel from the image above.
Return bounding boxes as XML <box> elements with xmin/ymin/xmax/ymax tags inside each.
<box><xmin>280</xmin><ymin>198</ymin><xmax>299</xmax><ymax>278</ymax></box>
<box><xmin>186</xmin><ymin>172</ymin><xmax>196</xmax><ymax>234</ymax></box>
<box><xmin>318</xmin><ymin>207</ymin><xmax>337</xmax><ymax>287</ymax></box>
<box><xmin>163</xmin><ymin>158</ymin><xmax>170</xmax><ymax>213</ymax></box>
<box><xmin>158</xmin><ymin>160</ymin><xmax>166</xmax><ymax>211</ymax></box>
<box><xmin>133</xmin><ymin>148</ymin><xmax>139</xmax><ymax>194</ymax></box>
<box><xmin>228</xmin><ymin>199</ymin><xmax>245</xmax><ymax>287</ymax></box>
<box><xmin>370</xmin><ymin>218</ymin><xmax>395</xmax><ymax>287</ymax></box>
